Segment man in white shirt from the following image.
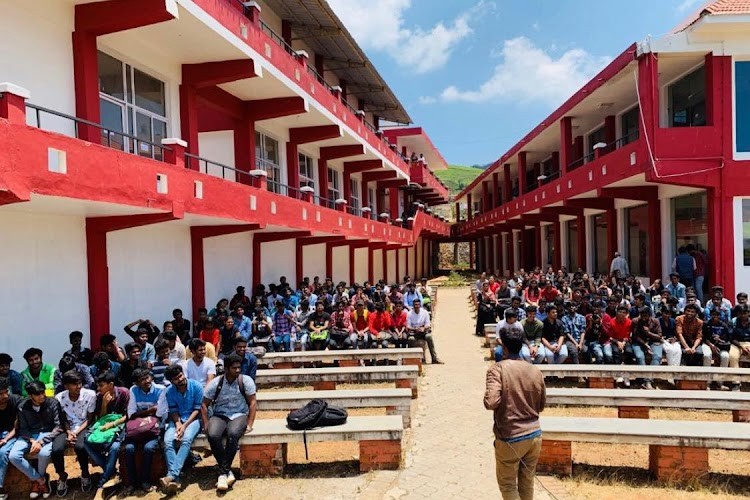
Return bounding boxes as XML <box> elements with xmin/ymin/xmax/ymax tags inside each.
<box><xmin>406</xmin><ymin>299</ymin><xmax>443</xmax><ymax>364</ymax></box>
<box><xmin>182</xmin><ymin>339</ymin><xmax>216</xmax><ymax>387</ymax></box>
<box><xmin>52</xmin><ymin>371</ymin><xmax>97</xmax><ymax>495</ymax></box>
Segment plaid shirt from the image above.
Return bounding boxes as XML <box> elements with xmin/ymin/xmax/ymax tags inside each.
<box><xmin>272</xmin><ymin>311</ymin><xmax>295</xmax><ymax>335</ymax></box>
<box><xmin>561</xmin><ymin>313</ymin><xmax>587</xmax><ymax>342</ymax></box>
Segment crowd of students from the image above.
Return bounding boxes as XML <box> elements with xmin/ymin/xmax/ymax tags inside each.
<box><xmin>476</xmin><ymin>267</ymin><xmax>750</xmax><ymax>390</ymax></box>
<box><xmin>0</xmin><ymin>275</ymin><xmax>440</xmax><ymax>500</ymax></box>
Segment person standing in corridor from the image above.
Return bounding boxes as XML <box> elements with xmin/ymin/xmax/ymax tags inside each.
<box><xmin>484</xmin><ymin>326</ymin><xmax>546</xmax><ymax>500</ymax></box>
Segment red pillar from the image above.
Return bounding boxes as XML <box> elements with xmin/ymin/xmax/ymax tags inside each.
<box><xmin>71</xmin><ymin>30</ymin><xmax>100</xmax><ymax>142</ymax></box>
<box><xmin>286</xmin><ymin>142</ymin><xmax>300</xmax><ymax>194</ymax></box>
<box><xmin>469</xmin><ymin>241</ymin><xmax>475</xmax><ymax>270</ymax></box>
<box><xmin>179</xmin><ymin>84</ymin><xmax>199</xmax><ymax>158</ymax></box>
<box><xmin>492</xmin><ymin>172</ymin><xmax>500</xmax><ymax>207</ymax></box>
<box><xmin>503</xmin><ymin>164</ymin><xmax>512</xmax><ymax>202</ymax></box>
<box><xmin>560</xmin><ymin>117</ymin><xmax>573</xmax><ymax>175</ymax></box>
<box><xmin>234</xmin><ymin>119</ymin><xmax>256</xmax><ymax>185</ymax></box>
<box><xmin>553</xmin><ymin>222</ymin><xmax>562</xmax><ymax>271</ymax></box>
<box><xmin>577</xmin><ymin>214</ymin><xmax>587</xmax><ymax>271</ymax></box>
<box><xmin>518</xmin><ymin>152</ymin><xmax>527</xmax><ymax>195</ymax></box>
<box><xmin>604</xmin><ymin>115</ymin><xmax>616</xmax><ymax>151</ymax></box>
<box><xmin>573</xmin><ymin>136</ymin><xmax>584</xmax><ymax>164</ymax></box>
<box><xmin>467</xmin><ymin>193</ymin><xmax>473</xmax><ymax>220</ymax></box>
<box><xmin>606</xmin><ymin>209</ymin><xmax>617</xmax><ymax>265</ymax></box>
<box><xmin>482</xmin><ymin>181</ymin><xmax>490</xmax><ymax>213</ymax></box>
<box><xmin>455</xmin><ymin>202</ymin><xmax>461</xmax><ymax>222</ymax></box>
<box><xmin>383</xmin><ymin>248</ymin><xmax>389</xmax><ymax>283</ymax></box>
<box><xmin>708</xmin><ymin>188</ymin><xmax>735</xmax><ymax>295</ymax></box>
<box><xmin>389</xmin><ymin>187</ymin><xmax>399</xmax><ymax>218</ymax></box>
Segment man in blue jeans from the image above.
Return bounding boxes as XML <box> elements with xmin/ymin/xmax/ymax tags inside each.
<box><xmin>123</xmin><ymin>369</ymin><xmax>167</xmax><ymax>495</ymax></box>
<box><xmin>85</xmin><ymin>371</ymin><xmax>129</xmax><ymax>500</ymax></box>
<box><xmin>0</xmin><ymin>378</ymin><xmax>22</xmax><ymax>500</ymax></box>
<box><xmin>10</xmin><ymin>380</ymin><xmax>63</xmax><ymax>499</ymax></box>
<box><xmin>160</xmin><ymin>364</ymin><xmax>204</xmax><ymax>494</ymax></box>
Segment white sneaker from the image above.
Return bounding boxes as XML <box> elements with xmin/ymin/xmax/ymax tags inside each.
<box><xmin>226</xmin><ymin>471</ymin><xmax>236</xmax><ymax>487</ymax></box>
<box><xmin>216</xmin><ymin>475</ymin><xmax>229</xmax><ymax>492</ymax></box>
<box><xmin>615</xmin><ymin>377</ymin><xmax>624</xmax><ymax>384</ymax></box>
<box><xmin>624</xmin><ymin>378</ymin><xmax>631</xmax><ymax>388</ymax></box>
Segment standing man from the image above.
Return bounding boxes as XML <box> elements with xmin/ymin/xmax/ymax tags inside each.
<box><xmin>406</xmin><ymin>299</ymin><xmax>443</xmax><ymax>364</ymax></box>
<box><xmin>201</xmin><ymin>354</ymin><xmax>256</xmax><ymax>492</ymax></box>
<box><xmin>484</xmin><ymin>326</ymin><xmax>546</xmax><ymax>500</ymax></box>
<box><xmin>609</xmin><ymin>252</ymin><xmax>629</xmax><ymax>278</ymax></box>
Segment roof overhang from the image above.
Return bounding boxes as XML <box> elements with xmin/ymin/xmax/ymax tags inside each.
<box><xmin>381</xmin><ymin>126</ymin><xmax>449</xmax><ymax>171</ymax></box>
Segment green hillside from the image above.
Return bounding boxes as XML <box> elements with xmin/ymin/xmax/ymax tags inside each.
<box><xmin>435</xmin><ymin>165</ymin><xmax>483</xmax><ymax>195</ymax></box>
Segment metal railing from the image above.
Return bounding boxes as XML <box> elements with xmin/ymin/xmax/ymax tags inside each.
<box><xmin>184</xmin><ymin>153</ymin><xmax>253</xmax><ymax>184</ymax></box>
<box><xmin>567</xmin><ymin>131</ymin><xmax>640</xmax><ymax>171</ymax></box>
<box><xmin>259</xmin><ymin>20</ymin><xmax>295</xmax><ymax>56</ymax></box>
<box><xmin>26</xmin><ymin>103</ymin><xmax>170</xmax><ymax>161</ymax></box>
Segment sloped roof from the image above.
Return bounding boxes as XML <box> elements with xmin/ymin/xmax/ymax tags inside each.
<box><xmin>261</xmin><ymin>0</ymin><xmax>411</xmax><ymax>124</ymax></box>
<box><xmin>675</xmin><ymin>0</ymin><xmax>750</xmax><ymax>31</ymax></box>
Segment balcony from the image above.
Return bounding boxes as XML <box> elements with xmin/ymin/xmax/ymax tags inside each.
<box><xmin>408</xmin><ymin>160</ymin><xmax>450</xmax><ymax>204</ymax></box>
<box><xmin>12</xmin><ymin>96</ymin><xmax>449</xmax><ymax>239</ymax></box>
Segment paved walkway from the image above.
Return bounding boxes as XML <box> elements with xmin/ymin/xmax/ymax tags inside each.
<box><xmin>138</xmin><ymin>287</ymin><xmax>557</xmax><ymax>499</ymax></box>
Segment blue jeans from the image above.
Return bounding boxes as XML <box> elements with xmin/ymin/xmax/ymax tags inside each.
<box><xmin>694</xmin><ymin>275</ymin><xmax>705</xmax><ymax>303</ymax></box>
<box><xmin>520</xmin><ymin>344</ymin><xmax>544</xmax><ymax>364</ymax></box>
<box><xmin>83</xmin><ymin>438</ymin><xmax>122</xmax><ymax>488</ymax></box>
<box><xmin>0</xmin><ymin>436</ymin><xmax>17</xmax><ymax>488</ymax></box>
<box><xmin>124</xmin><ymin>438</ymin><xmax>159</xmax><ymax>487</ymax></box>
<box><xmin>540</xmin><ymin>343</ymin><xmax>568</xmax><ymax>364</ymax></box>
<box><xmin>163</xmin><ymin>420</ymin><xmax>201</xmax><ymax>480</ymax></box>
<box><xmin>632</xmin><ymin>343</ymin><xmax>664</xmax><ymax>383</ymax></box>
<box><xmin>272</xmin><ymin>333</ymin><xmax>291</xmax><ymax>352</ymax></box>
<box><xmin>494</xmin><ymin>345</ymin><xmax>504</xmax><ymax>362</ymax></box>
<box><xmin>9</xmin><ymin>434</ymin><xmax>52</xmax><ymax>481</ymax></box>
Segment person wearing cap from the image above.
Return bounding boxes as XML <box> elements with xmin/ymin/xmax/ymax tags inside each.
<box><xmin>658</xmin><ymin>307</ymin><xmax>682</xmax><ymax>366</ymax></box>
<box><xmin>539</xmin><ymin>305</ymin><xmax>567</xmax><ymax>364</ymax></box>
<box><xmin>484</xmin><ymin>324</ymin><xmax>545</xmax><ymax>499</ymax></box>
<box><xmin>676</xmin><ymin>303</ymin><xmax>705</xmax><ymax>366</ymax></box>
<box><xmin>520</xmin><ymin>306</ymin><xmax>544</xmax><ymax>364</ymax></box>
<box><xmin>631</xmin><ymin>307</ymin><xmax>663</xmax><ymax>389</ymax></box>
<box><xmin>561</xmin><ymin>302</ymin><xmax>586</xmax><ymax>365</ymax></box>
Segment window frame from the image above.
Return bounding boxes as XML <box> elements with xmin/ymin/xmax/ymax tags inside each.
<box><xmin>255</xmin><ymin>130</ymin><xmax>282</xmax><ymax>193</ymax></box>
<box><xmin>298</xmin><ymin>152</ymin><xmax>315</xmax><ymax>190</ymax></box>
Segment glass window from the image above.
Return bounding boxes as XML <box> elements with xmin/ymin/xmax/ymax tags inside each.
<box><xmin>592</xmin><ymin>214</ymin><xmax>608</xmax><ymax>274</ymax></box>
<box><xmin>98</xmin><ymin>52</ymin><xmax>125</xmax><ymax>101</ymax></box>
<box><xmin>567</xmin><ymin>219</ymin><xmax>578</xmax><ymax>270</ymax></box>
<box><xmin>673</xmin><ymin>192</ymin><xmax>708</xmax><ymax>254</ymax></box>
<box><xmin>254</xmin><ymin>131</ymin><xmax>281</xmax><ymax>192</ymax></box>
<box><xmin>350</xmin><ymin>178</ymin><xmax>361</xmax><ymax>213</ymax></box>
<box><xmin>626</xmin><ymin>204</ymin><xmax>649</xmax><ymax>276</ymax></box>
<box><xmin>133</xmin><ymin>68</ymin><xmax>166</xmax><ymax>116</ymax></box>
<box><xmin>668</xmin><ymin>66</ymin><xmax>706</xmax><ymax>127</ymax></box>
<box><xmin>620</xmin><ymin>106</ymin><xmax>640</xmax><ymax>146</ymax></box>
<box><xmin>587</xmin><ymin>126</ymin><xmax>606</xmax><ymax>159</ymax></box>
<box><xmin>736</xmin><ymin>61</ymin><xmax>750</xmax><ymax>153</ymax></box>
<box><xmin>298</xmin><ymin>153</ymin><xmax>315</xmax><ymax>189</ymax></box>
<box><xmin>327</xmin><ymin>168</ymin><xmax>340</xmax><ymax>206</ymax></box>
<box><xmin>368</xmin><ymin>187</ymin><xmax>376</xmax><ymax>218</ymax></box>
<box><xmin>743</xmin><ymin>200</ymin><xmax>750</xmax><ymax>266</ymax></box>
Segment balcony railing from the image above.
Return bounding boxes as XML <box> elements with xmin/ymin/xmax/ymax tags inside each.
<box><xmin>185</xmin><ymin>153</ymin><xmax>253</xmax><ymax>184</ymax></box>
<box><xmin>566</xmin><ymin>131</ymin><xmax>638</xmax><ymax>172</ymax></box>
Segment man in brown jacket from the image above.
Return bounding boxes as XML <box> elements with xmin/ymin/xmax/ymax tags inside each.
<box><xmin>484</xmin><ymin>325</ymin><xmax>546</xmax><ymax>500</ymax></box>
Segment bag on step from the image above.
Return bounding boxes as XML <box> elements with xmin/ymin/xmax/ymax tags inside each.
<box><xmin>286</xmin><ymin>399</ymin><xmax>328</xmax><ymax>430</ymax></box>
<box><xmin>319</xmin><ymin>405</ymin><xmax>348</xmax><ymax>426</ymax></box>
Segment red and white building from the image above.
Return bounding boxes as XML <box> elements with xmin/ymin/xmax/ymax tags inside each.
<box><xmin>0</xmin><ymin>0</ymin><xmax>450</xmax><ymax>360</ymax></box>
<box><xmin>453</xmin><ymin>0</ymin><xmax>750</xmax><ymax>300</ymax></box>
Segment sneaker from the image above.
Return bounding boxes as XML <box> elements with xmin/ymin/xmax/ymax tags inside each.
<box><xmin>732</xmin><ymin>383</ymin><xmax>741</xmax><ymax>392</ymax></box>
<box><xmin>29</xmin><ymin>481</ymin><xmax>40</xmax><ymax>499</ymax></box>
<box><xmin>0</xmin><ymin>492</ymin><xmax>8</xmax><ymax>500</ymax></box>
<box><xmin>623</xmin><ymin>378</ymin><xmax>631</xmax><ymax>388</ymax></box>
<box><xmin>615</xmin><ymin>377</ymin><xmax>624</xmax><ymax>384</ymax></box>
<box><xmin>80</xmin><ymin>478</ymin><xmax>92</xmax><ymax>493</ymax></box>
<box><xmin>55</xmin><ymin>475</ymin><xmax>68</xmax><ymax>498</ymax></box>
<box><xmin>226</xmin><ymin>471</ymin><xmax>236</xmax><ymax>487</ymax></box>
<box><xmin>431</xmin><ymin>359</ymin><xmax>444</xmax><ymax>365</ymax></box>
<box><xmin>165</xmin><ymin>480</ymin><xmax>180</xmax><ymax>495</ymax></box>
<box><xmin>642</xmin><ymin>382</ymin><xmax>654</xmax><ymax>390</ymax></box>
<box><xmin>216</xmin><ymin>475</ymin><xmax>229</xmax><ymax>492</ymax></box>
<box><xmin>39</xmin><ymin>479</ymin><xmax>50</xmax><ymax>500</ymax></box>
<box><xmin>101</xmin><ymin>476</ymin><xmax>120</xmax><ymax>489</ymax></box>
<box><xmin>720</xmin><ymin>383</ymin><xmax>731</xmax><ymax>392</ymax></box>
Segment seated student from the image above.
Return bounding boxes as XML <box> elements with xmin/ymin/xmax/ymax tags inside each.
<box><xmin>199</xmin><ymin>319</ymin><xmax>221</xmax><ymax>355</ymax></box>
<box><xmin>329</xmin><ymin>300</ymin><xmax>355</xmax><ymax>350</ymax></box>
<box><xmin>583</xmin><ymin>313</ymin><xmax>612</xmax><ymax>364</ymax></box>
<box><xmin>368</xmin><ymin>302</ymin><xmax>393</xmax><ymax>348</ymax></box>
<box><xmin>294</xmin><ymin>300</ymin><xmax>313</xmax><ymax>351</ymax></box>
<box><xmin>186</xmin><ymin>335</ymin><xmax>217</xmax><ymax>363</ymax></box>
<box><xmin>658</xmin><ymin>307</ymin><xmax>682</xmax><ymax>366</ymax></box>
<box><xmin>151</xmin><ymin>340</ymin><xmax>172</xmax><ymax>386</ymax></box>
<box><xmin>119</xmin><ymin>343</ymin><xmax>146</xmax><ymax>389</ymax></box>
<box><xmin>702</xmin><ymin>308</ymin><xmax>731</xmax><ymax>372</ymax></box>
<box><xmin>250</xmin><ymin>303</ymin><xmax>273</xmax><ymax>350</ymax></box>
<box><xmin>630</xmin><ymin>307</ymin><xmax>663</xmax><ymax>390</ymax></box>
<box><xmin>504</xmin><ymin>296</ymin><xmax>527</xmax><ymax>322</ymax></box>
<box><xmin>193</xmin><ymin>308</ymin><xmax>210</xmax><ymax>338</ymax></box>
<box><xmin>85</xmin><ymin>371</ymin><xmax>129</xmax><ymax>500</ymax></box>
<box><xmin>676</xmin><ymin>303</ymin><xmax>705</xmax><ymax>366</ymax></box>
<box><xmin>183</xmin><ymin>339</ymin><xmax>216</xmax><ymax>388</ymax></box>
<box><xmin>55</xmin><ymin>354</ymin><xmax>95</xmax><ymax>393</ymax></box>
<box><xmin>20</xmin><ymin>348</ymin><xmax>57</xmax><ymax>397</ymax></box>
<box><xmin>0</xmin><ymin>378</ymin><xmax>22</xmax><ymax>499</ymax></box>
<box><xmin>10</xmin><ymin>381</ymin><xmax>63</xmax><ymax>498</ymax></box>
<box><xmin>494</xmin><ymin>310</ymin><xmax>523</xmax><ymax>362</ymax></box>
<box><xmin>390</xmin><ymin>302</ymin><xmax>409</xmax><ymax>349</ymax></box>
<box><xmin>88</xmin><ymin>352</ymin><xmax>121</xmax><ymax>385</ymax></box>
<box><xmin>351</xmin><ymin>301</ymin><xmax>372</xmax><ymax>349</ymax></box>
<box><xmin>170</xmin><ymin>309</ymin><xmax>192</xmax><ymax>346</ymax></box>
<box><xmin>232</xmin><ymin>306</ymin><xmax>252</xmax><ymax>342</ymax></box>
<box><xmin>64</xmin><ymin>331</ymin><xmax>94</xmax><ymax>367</ymax></box>
<box><xmin>162</xmin><ymin>331</ymin><xmax>186</xmax><ymax>364</ymax></box>
<box><xmin>230</xmin><ymin>337</ymin><xmax>259</xmax><ymax>381</ymax></box>
<box><xmin>519</xmin><ymin>306</ymin><xmax>544</xmax><ymax>364</ymax></box>
<box><xmin>52</xmin><ymin>371</ymin><xmax>96</xmax><ymax>496</ymax></box>
<box><xmin>218</xmin><ymin>317</ymin><xmax>239</xmax><ymax>358</ymax></box>
<box><xmin>201</xmin><ymin>354</ymin><xmax>257</xmax><ymax>492</ymax></box>
<box><xmin>129</xmin><ymin>329</ymin><xmax>156</xmax><ymax>368</ymax></box>
<box><xmin>124</xmin><ymin>319</ymin><xmax>160</xmax><ymax>345</ymax></box>
<box><xmin>406</xmin><ymin>299</ymin><xmax>443</xmax><ymax>364</ymax></box>
<box><xmin>99</xmin><ymin>335</ymin><xmax>126</xmax><ymax>363</ymax></box>
<box><xmin>0</xmin><ymin>353</ymin><xmax>23</xmax><ymax>396</ymax></box>
<box><xmin>270</xmin><ymin>302</ymin><xmax>295</xmax><ymax>353</ymax></box>
<box><xmin>307</xmin><ymin>301</ymin><xmax>331</xmax><ymax>351</ymax></box>
<box><xmin>732</xmin><ymin>292</ymin><xmax>749</xmax><ymax>319</ymax></box>
<box><xmin>539</xmin><ymin>305</ymin><xmax>568</xmax><ymax>364</ymax></box>
<box><xmin>160</xmin><ymin>364</ymin><xmax>204</xmax><ymax>494</ymax></box>
<box><xmin>122</xmin><ymin>369</ymin><xmax>167</xmax><ymax>495</ymax></box>
<box><xmin>561</xmin><ymin>302</ymin><xmax>586</xmax><ymax>365</ymax></box>
<box><xmin>608</xmin><ymin>305</ymin><xmax>633</xmax><ymax>368</ymax></box>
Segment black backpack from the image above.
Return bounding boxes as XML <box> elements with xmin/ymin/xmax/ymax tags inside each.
<box><xmin>286</xmin><ymin>399</ymin><xmax>348</xmax><ymax>430</ymax></box>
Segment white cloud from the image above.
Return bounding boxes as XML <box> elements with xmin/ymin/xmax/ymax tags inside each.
<box><xmin>438</xmin><ymin>37</ymin><xmax>611</xmax><ymax>105</ymax></box>
<box><xmin>418</xmin><ymin>96</ymin><xmax>437</xmax><ymax>105</ymax></box>
<box><xmin>677</xmin><ymin>0</ymin><xmax>702</xmax><ymax>12</ymax></box>
<box><xmin>327</xmin><ymin>0</ymin><xmax>493</xmax><ymax>74</ymax></box>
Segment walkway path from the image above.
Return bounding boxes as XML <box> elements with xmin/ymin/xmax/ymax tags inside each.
<box><xmin>166</xmin><ymin>286</ymin><xmax>557</xmax><ymax>499</ymax></box>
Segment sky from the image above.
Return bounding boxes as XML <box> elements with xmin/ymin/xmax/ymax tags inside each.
<box><xmin>327</xmin><ymin>0</ymin><xmax>709</xmax><ymax>167</ymax></box>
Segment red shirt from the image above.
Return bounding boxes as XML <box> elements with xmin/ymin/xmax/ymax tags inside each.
<box><xmin>368</xmin><ymin>311</ymin><xmax>392</xmax><ymax>334</ymax></box>
<box><xmin>608</xmin><ymin>317</ymin><xmax>632</xmax><ymax>341</ymax></box>
<box><xmin>352</xmin><ymin>310</ymin><xmax>369</xmax><ymax>331</ymax></box>
<box><xmin>200</xmin><ymin>328</ymin><xmax>220</xmax><ymax>347</ymax></box>
<box><xmin>541</xmin><ymin>288</ymin><xmax>559</xmax><ymax>303</ymax></box>
<box><xmin>391</xmin><ymin>311</ymin><xmax>408</xmax><ymax>329</ymax></box>
<box><xmin>489</xmin><ymin>282</ymin><xmax>500</xmax><ymax>294</ymax></box>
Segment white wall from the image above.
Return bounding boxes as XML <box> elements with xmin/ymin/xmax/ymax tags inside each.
<box><xmin>260</xmin><ymin>239</ymin><xmax>295</xmax><ymax>286</ymax></box>
<box><xmin>733</xmin><ymin>198</ymin><xmax>750</xmax><ymax>288</ymax></box>
<box><xmin>332</xmin><ymin>246</ymin><xmax>348</xmax><ymax>284</ymax></box>
<box><xmin>415</xmin><ymin>239</ymin><xmax>423</xmax><ymax>278</ymax></box>
<box><xmin>302</xmin><ymin>244</ymin><xmax>326</xmax><ymax>283</ymax></box>
<box><xmin>398</xmin><ymin>248</ymin><xmax>407</xmax><ymax>280</ymax></box>
<box><xmin>353</xmin><ymin>248</ymin><xmax>368</xmax><ymax>284</ymax></box>
<box><xmin>198</xmin><ymin>131</ymin><xmax>237</xmax><ymax>181</ymax></box>
<box><xmin>385</xmin><ymin>249</ymin><xmax>397</xmax><ymax>284</ymax></box>
<box><xmin>108</xmin><ymin>223</ymin><xmax>191</xmax><ymax>345</ymax></box>
<box><xmin>0</xmin><ymin>211</ymin><xmax>89</xmax><ymax>362</ymax></box>
<box><xmin>203</xmin><ymin>232</ymin><xmax>253</xmax><ymax>309</ymax></box>
<box><xmin>372</xmin><ymin>249</ymin><xmax>383</xmax><ymax>282</ymax></box>
<box><xmin>1</xmin><ymin>2</ymin><xmax>76</xmax><ymax>134</ymax></box>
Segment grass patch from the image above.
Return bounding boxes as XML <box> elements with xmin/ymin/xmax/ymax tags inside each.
<box><xmin>435</xmin><ymin>165</ymin><xmax>483</xmax><ymax>195</ymax></box>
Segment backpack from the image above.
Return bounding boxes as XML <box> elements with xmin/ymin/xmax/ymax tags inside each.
<box><xmin>286</xmin><ymin>399</ymin><xmax>348</xmax><ymax>430</ymax></box>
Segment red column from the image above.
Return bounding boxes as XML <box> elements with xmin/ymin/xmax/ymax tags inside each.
<box><xmin>343</xmin><ymin>172</ymin><xmax>352</xmax><ymax>205</ymax></box>
<box><xmin>518</xmin><ymin>152</ymin><xmax>527</xmax><ymax>195</ymax></box>
<box><xmin>469</xmin><ymin>241</ymin><xmax>475</xmax><ymax>270</ymax></box>
<box><xmin>637</xmin><ymin>53</ymin><xmax>659</xmax><ymax>145</ymax></box>
<box><xmin>286</xmin><ymin>142</ymin><xmax>300</xmax><ymax>193</ymax></box>
<box><xmin>383</xmin><ymin>248</ymin><xmax>389</xmax><ymax>283</ymax></box>
<box><xmin>560</xmin><ymin>117</ymin><xmax>572</xmax><ymax>175</ymax></box>
<box><xmin>553</xmin><ymin>222</ymin><xmax>562</xmax><ymax>271</ymax></box>
<box><xmin>577</xmin><ymin>214</ymin><xmax>587</xmax><ymax>271</ymax></box>
<box><xmin>503</xmin><ymin>164</ymin><xmax>512</xmax><ymax>202</ymax></box>
<box><xmin>389</xmin><ymin>187</ymin><xmax>399</xmax><ymax>218</ymax></box>
<box><xmin>467</xmin><ymin>193</ymin><xmax>473</xmax><ymax>220</ymax></box>
<box><xmin>492</xmin><ymin>172</ymin><xmax>500</xmax><ymax>207</ymax></box>
<box><xmin>707</xmin><ymin>188</ymin><xmax>735</xmax><ymax>295</ymax></box>
<box><xmin>234</xmin><ymin>119</ymin><xmax>256</xmax><ymax>185</ymax></box>
<box><xmin>72</xmin><ymin>30</ymin><xmax>100</xmax><ymax>142</ymax></box>
<box><xmin>606</xmin><ymin>209</ymin><xmax>617</xmax><ymax>265</ymax></box>
<box><xmin>648</xmin><ymin>200</ymin><xmax>662</xmax><ymax>282</ymax></box>
<box><xmin>573</xmin><ymin>136</ymin><xmax>584</xmax><ymax>164</ymax></box>
<box><xmin>318</xmin><ymin>158</ymin><xmax>329</xmax><ymax>204</ymax></box>
<box><xmin>455</xmin><ymin>202</ymin><xmax>461</xmax><ymax>222</ymax></box>
<box><xmin>482</xmin><ymin>182</ymin><xmax>490</xmax><ymax>213</ymax></box>
<box><xmin>179</xmin><ymin>84</ymin><xmax>199</xmax><ymax>158</ymax></box>
<box><xmin>604</xmin><ymin>115</ymin><xmax>616</xmax><ymax>151</ymax></box>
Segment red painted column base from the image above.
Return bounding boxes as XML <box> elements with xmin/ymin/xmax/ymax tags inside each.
<box><xmin>649</xmin><ymin>445</ymin><xmax>708</xmax><ymax>483</ymax></box>
<box><xmin>359</xmin><ymin>440</ymin><xmax>401</xmax><ymax>472</ymax></box>
<box><xmin>537</xmin><ymin>440</ymin><xmax>572</xmax><ymax>475</ymax></box>
<box><xmin>240</xmin><ymin>443</ymin><xmax>287</xmax><ymax>477</ymax></box>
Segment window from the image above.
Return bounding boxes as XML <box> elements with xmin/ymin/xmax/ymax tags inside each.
<box><xmin>327</xmin><ymin>168</ymin><xmax>340</xmax><ymax>207</ymax></box>
<box><xmin>587</xmin><ymin>126</ymin><xmax>606</xmax><ymax>160</ymax></box>
<box><xmin>97</xmin><ymin>51</ymin><xmax>167</xmax><ymax>160</ymax></box>
<box><xmin>736</xmin><ymin>61</ymin><xmax>750</xmax><ymax>153</ymax></box>
<box><xmin>368</xmin><ymin>187</ymin><xmax>376</xmax><ymax>218</ymax></box>
<box><xmin>668</xmin><ymin>66</ymin><xmax>706</xmax><ymax>127</ymax></box>
<box><xmin>620</xmin><ymin>106</ymin><xmax>640</xmax><ymax>146</ymax></box>
<box><xmin>255</xmin><ymin>132</ymin><xmax>281</xmax><ymax>193</ymax></box>
<box><xmin>673</xmin><ymin>193</ymin><xmax>707</xmax><ymax>254</ymax></box>
<box><xmin>350</xmin><ymin>178</ymin><xmax>361</xmax><ymax>214</ymax></box>
<box><xmin>592</xmin><ymin>214</ymin><xmax>608</xmax><ymax>274</ymax></box>
<box><xmin>298</xmin><ymin>153</ymin><xmax>315</xmax><ymax>189</ymax></box>
<box><xmin>567</xmin><ymin>219</ymin><xmax>578</xmax><ymax>270</ymax></box>
<box><xmin>626</xmin><ymin>204</ymin><xmax>649</xmax><ymax>276</ymax></box>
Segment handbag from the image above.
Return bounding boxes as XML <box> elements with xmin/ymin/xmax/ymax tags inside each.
<box><xmin>125</xmin><ymin>416</ymin><xmax>160</xmax><ymax>443</ymax></box>
<box><xmin>86</xmin><ymin>413</ymin><xmax>124</xmax><ymax>445</ymax></box>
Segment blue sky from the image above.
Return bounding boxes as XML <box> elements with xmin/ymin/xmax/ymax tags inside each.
<box><xmin>328</xmin><ymin>0</ymin><xmax>707</xmax><ymax>166</ymax></box>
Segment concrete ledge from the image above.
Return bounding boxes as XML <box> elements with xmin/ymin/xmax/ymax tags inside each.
<box><xmin>539</xmin><ymin>365</ymin><xmax>750</xmax><ymax>382</ymax></box>
<box><xmin>260</xmin><ymin>347</ymin><xmax>424</xmax><ymax>365</ymax></box>
<box><xmin>546</xmin><ymin>388</ymin><xmax>750</xmax><ymax>411</ymax></box>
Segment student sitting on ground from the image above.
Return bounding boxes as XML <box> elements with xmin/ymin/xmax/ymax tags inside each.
<box><xmin>21</xmin><ymin>348</ymin><xmax>57</xmax><ymax>397</ymax></box>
